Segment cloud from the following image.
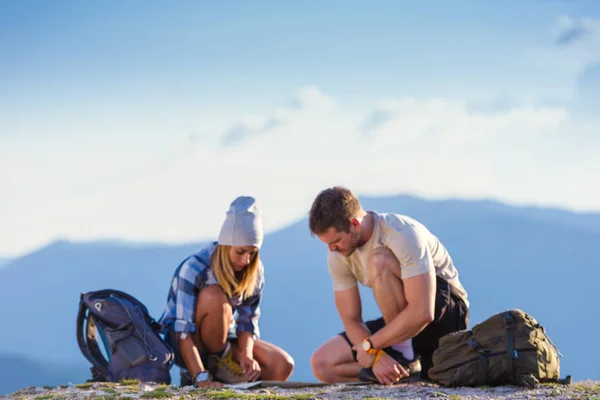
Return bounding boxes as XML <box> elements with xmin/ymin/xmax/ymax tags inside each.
<box><xmin>221</xmin><ymin>109</ymin><xmax>291</xmax><ymax>146</ymax></box>
<box><xmin>221</xmin><ymin>85</ymin><xmax>336</xmax><ymax>146</ymax></box>
<box><xmin>556</xmin><ymin>16</ymin><xmax>595</xmax><ymax>46</ymax></box>
<box><xmin>359</xmin><ymin>98</ymin><xmax>567</xmax><ymax>145</ymax></box>
<box><xmin>359</xmin><ymin>104</ymin><xmax>397</xmax><ymax>136</ymax></box>
<box><xmin>290</xmin><ymin>85</ymin><xmax>338</xmax><ymax>110</ymax></box>
<box><xmin>556</xmin><ymin>24</ymin><xmax>590</xmax><ymax>46</ymax></box>
<box><xmin>1</xmin><ymin>86</ymin><xmax>596</xmax><ymax>258</ymax></box>
<box><xmin>546</xmin><ymin>16</ymin><xmax>600</xmax><ymax>75</ymax></box>
<box><xmin>501</xmin><ymin>16</ymin><xmax>600</xmax><ymax>104</ymax></box>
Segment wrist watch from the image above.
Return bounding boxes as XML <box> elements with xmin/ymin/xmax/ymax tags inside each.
<box><xmin>194</xmin><ymin>371</ymin><xmax>211</xmax><ymax>386</ymax></box>
<box><xmin>362</xmin><ymin>338</ymin><xmax>379</xmax><ymax>355</ymax></box>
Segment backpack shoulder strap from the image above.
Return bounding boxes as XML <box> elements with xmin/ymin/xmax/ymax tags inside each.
<box><xmin>76</xmin><ymin>292</ymin><xmax>109</xmax><ymax>372</ymax></box>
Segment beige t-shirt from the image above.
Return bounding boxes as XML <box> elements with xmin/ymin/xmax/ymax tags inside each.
<box><xmin>327</xmin><ymin>211</ymin><xmax>469</xmax><ymax>307</ymax></box>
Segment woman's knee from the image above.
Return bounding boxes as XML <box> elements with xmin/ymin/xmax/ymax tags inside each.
<box><xmin>257</xmin><ymin>344</ymin><xmax>295</xmax><ymax>381</ymax></box>
<box><xmin>273</xmin><ymin>351</ymin><xmax>295</xmax><ymax>380</ymax></box>
<box><xmin>196</xmin><ymin>285</ymin><xmax>232</xmax><ymax>316</ymax></box>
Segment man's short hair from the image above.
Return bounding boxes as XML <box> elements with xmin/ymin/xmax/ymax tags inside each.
<box><xmin>309</xmin><ymin>186</ymin><xmax>362</xmax><ymax>235</ymax></box>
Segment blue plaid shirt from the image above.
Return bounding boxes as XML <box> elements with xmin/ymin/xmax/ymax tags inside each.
<box><xmin>158</xmin><ymin>242</ymin><xmax>264</xmax><ymax>340</ymax></box>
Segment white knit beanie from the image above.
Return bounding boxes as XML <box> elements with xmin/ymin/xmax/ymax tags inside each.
<box><xmin>218</xmin><ymin>196</ymin><xmax>264</xmax><ymax>249</ymax></box>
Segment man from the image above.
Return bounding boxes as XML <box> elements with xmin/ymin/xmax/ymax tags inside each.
<box><xmin>308</xmin><ymin>186</ymin><xmax>469</xmax><ymax>385</ymax></box>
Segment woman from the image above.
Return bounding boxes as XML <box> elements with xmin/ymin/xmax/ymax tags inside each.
<box><xmin>159</xmin><ymin>196</ymin><xmax>294</xmax><ymax>388</ymax></box>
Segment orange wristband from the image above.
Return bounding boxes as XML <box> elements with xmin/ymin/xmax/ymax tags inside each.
<box><xmin>373</xmin><ymin>349</ymin><xmax>384</xmax><ymax>364</ymax></box>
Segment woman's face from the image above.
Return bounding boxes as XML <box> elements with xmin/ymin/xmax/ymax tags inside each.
<box><xmin>229</xmin><ymin>246</ymin><xmax>258</xmax><ymax>272</ymax></box>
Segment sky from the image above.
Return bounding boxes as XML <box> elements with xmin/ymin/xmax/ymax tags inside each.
<box><xmin>1</xmin><ymin>0</ymin><xmax>599</xmax><ymax>257</ymax></box>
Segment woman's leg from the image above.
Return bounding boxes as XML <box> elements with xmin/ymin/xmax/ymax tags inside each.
<box><xmin>193</xmin><ymin>285</ymin><xmax>232</xmax><ymax>353</ymax></box>
<box><xmin>176</xmin><ymin>285</ymin><xmax>233</xmax><ymax>385</ymax></box>
<box><xmin>251</xmin><ymin>340</ymin><xmax>295</xmax><ymax>381</ymax></box>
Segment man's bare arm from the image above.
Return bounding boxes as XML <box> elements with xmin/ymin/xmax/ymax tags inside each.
<box><xmin>369</xmin><ymin>270</ymin><xmax>436</xmax><ymax>350</ymax></box>
<box><xmin>334</xmin><ymin>286</ymin><xmax>372</xmax><ymax>345</ymax></box>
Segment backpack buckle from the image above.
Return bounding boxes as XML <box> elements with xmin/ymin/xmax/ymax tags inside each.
<box><xmin>467</xmin><ymin>338</ymin><xmax>484</xmax><ymax>353</ymax></box>
<box><xmin>503</xmin><ymin>312</ymin><xmax>515</xmax><ymax>330</ymax></box>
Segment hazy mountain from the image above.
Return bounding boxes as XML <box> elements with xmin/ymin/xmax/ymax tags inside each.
<box><xmin>0</xmin><ymin>354</ymin><xmax>88</xmax><ymax>395</ymax></box>
<box><xmin>0</xmin><ymin>194</ymin><xmax>597</xmax><ymax>393</ymax></box>
<box><xmin>0</xmin><ymin>257</ymin><xmax>10</xmax><ymax>268</ymax></box>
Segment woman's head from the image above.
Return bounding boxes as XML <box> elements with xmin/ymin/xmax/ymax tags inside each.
<box><xmin>212</xmin><ymin>196</ymin><xmax>264</xmax><ymax>298</ymax></box>
<box><xmin>218</xmin><ymin>196</ymin><xmax>263</xmax><ymax>249</ymax></box>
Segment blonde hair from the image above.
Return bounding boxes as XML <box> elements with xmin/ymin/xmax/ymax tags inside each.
<box><xmin>211</xmin><ymin>244</ymin><xmax>260</xmax><ymax>299</ymax></box>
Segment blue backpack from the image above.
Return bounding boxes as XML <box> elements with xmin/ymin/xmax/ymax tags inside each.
<box><xmin>76</xmin><ymin>289</ymin><xmax>174</xmax><ymax>383</ymax></box>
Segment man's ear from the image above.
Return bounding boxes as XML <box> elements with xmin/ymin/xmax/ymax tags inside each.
<box><xmin>350</xmin><ymin>218</ymin><xmax>360</xmax><ymax>228</ymax></box>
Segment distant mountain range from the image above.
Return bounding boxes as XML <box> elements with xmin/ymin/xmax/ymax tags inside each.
<box><xmin>0</xmin><ymin>354</ymin><xmax>89</xmax><ymax>395</ymax></box>
<box><xmin>0</xmin><ymin>194</ymin><xmax>597</xmax><ymax>395</ymax></box>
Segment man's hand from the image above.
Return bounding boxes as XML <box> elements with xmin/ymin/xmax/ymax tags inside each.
<box><xmin>372</xmin><ymin>352</ymin><xmax>409</xmax><ymax>385</ymax></box>
<box><xmin>239</xmin><ymin>353</ymin><xmax>261</xmax><ymax>381</ymax></box>
<box><xmin>352</xmin><ymin>343</ymin><xmax>377</xmax><ymax>368</ymax></box>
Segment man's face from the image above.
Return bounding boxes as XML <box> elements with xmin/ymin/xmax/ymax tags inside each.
<box><xmin>317</xmin><ymin>223</ymin><xmax>360</xmax><ymax>256</ymax></box>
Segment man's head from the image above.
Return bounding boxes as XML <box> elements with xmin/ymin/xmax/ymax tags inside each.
<box><xmin>309</xmin><ymin>186</ymin><xmax>363</xmax><ymax>256</ymax></box>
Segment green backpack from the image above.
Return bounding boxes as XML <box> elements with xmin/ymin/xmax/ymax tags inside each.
<box><xmin>427</xmin><ymin>309</ymin><xmax>570</xmax><ymax>388</ymax></box>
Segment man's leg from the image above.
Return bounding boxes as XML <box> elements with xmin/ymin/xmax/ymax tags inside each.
<box><xmin>367</xmin><ymin>247</ymin><xmax>413</xmax><ymax>359</ymax></box>
<box><xmin>311</xmin><ymin>336</ymin><xmax>362</xmax><ymax>383</ymax></box>
<box><xmin>311</xmin><ymin>319</ymin><xmax>385</xmax><ymax>383</ymax></box>
<box><xmin>412</xmin><ymin>277</ymin><xmax>470</xmax><ymax>378</ymax></box>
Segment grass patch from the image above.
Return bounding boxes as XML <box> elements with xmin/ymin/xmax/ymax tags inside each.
<box><xmin>195</xmin><ymin>389</ymin><xmax>316</xmax><ymax>399</ymax></box>
<box><xmin>76</xmin><ymin>382</ymin><xmax>94</xmax><ymax>389</ymax></box>
<box><xmin>34</xmin><ymin>395</ymin><xmax>55</xmax><ymax>400</ymax></box>
<box><xmin>102</xmin><ymin>388</ymin><xmax>119</xmax><ymax>395</ymax></box>
<box><xmin>572</xmin><ymin>381</ymin><xmax>600</xmax><ymax>395</ymax></box>
<box><xmin>140</xmin><ymin>388</ymin><xmax>172</xmax><ymax>399</ymax></box>
<box><xmin>363</xmin><ymin>397</ymin><xmax>392</xmax><ymax>400</ymax></box>
<box><xmin>120</xmin><ymin>378</ymin><xmax>141</xmax><ymax>386</ymax></box>
<box><xmin>449</xmin><ymin>396</ymin><xmax>463</xmax><ymax>400</ymax></box>
<box><xmin>42</xmin><ymin>386</ymin><xmax>54</xmax><ymax>390</ymax></box>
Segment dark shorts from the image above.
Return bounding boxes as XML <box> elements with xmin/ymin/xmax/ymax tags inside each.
<box><xmin>339</xmin><ymin>276</ymin><xmax>469</xmax><ymax>378</ymax></box>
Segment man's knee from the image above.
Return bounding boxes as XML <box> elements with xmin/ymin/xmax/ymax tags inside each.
<box><xmin>367</xmin><ymin>247</ymin><xmax>400</xmax><ymax>283</ymax></box>
<box><xmin>310</xmin><ymin>347</ymin><xmax>330</xmax><ymax>383</ymax></box>
<box><xmin>196</xmin><ymin>285</ymin><xmax>232</xmax><ymax>316</ymax></box>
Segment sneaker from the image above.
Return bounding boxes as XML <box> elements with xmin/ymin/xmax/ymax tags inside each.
<box><xmin>204</xmin><ymin>342</ymin><xmax>249</xmax><ymax>384</ymax></box>
<box><xmin>358</xmin><ymin>348</ymin><xmax>422</xmax><ymax>384</ymax></box>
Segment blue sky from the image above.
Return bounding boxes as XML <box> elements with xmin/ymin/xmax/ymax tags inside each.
<box><xmin>1</xmin><ymin>0</ymin><xmax>599</xmax><ymax>256</ymax></box>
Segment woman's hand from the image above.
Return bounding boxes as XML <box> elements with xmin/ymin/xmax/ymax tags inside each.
<box><xmin>195</xmin><ymin>379</ymin><xmax>223</xmax><ymax>388</ymax></box>
<box><xmin>239</xmin><ymin>353</ymin><xmax>262</xmax><ymax>381</ymax></box>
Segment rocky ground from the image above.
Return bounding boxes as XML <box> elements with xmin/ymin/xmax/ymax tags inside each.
<box><xmin>3</xmin><ymin>379</ymin><xmax>599</xmax><ymax>400</ymax></box>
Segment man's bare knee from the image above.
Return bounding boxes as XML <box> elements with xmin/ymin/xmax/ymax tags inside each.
<box><xmin>310</xmin><ymin>347</ymin><xmax>332</xmax><ymax>383</ymax></box>
<box><xmin>367</xmin><ymin>247</ymin><xmax>400</xmax><ymax>283</ymax></box>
